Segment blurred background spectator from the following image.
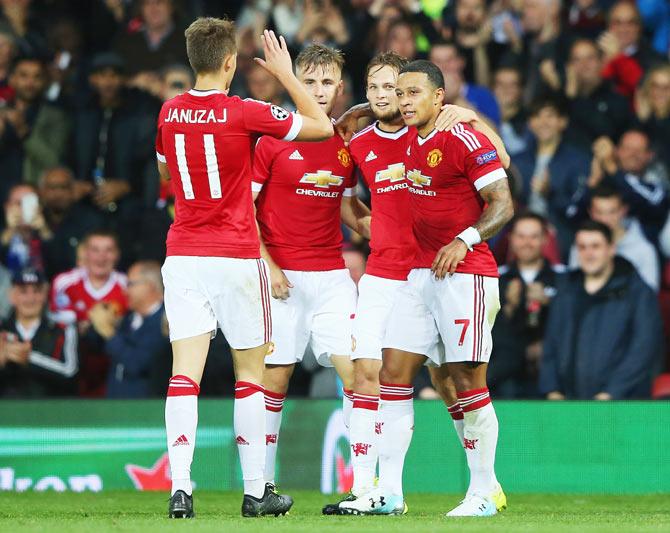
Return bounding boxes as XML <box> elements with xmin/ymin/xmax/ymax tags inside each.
<box><xmin>540</xmin><ymin>221</ymin><xmax>663</xmax><ymax>400</ymax></box>
<box><xmin>0</xmin><ymin>268</ymin><xmax>77</xmax><ymax>397</ymax></box>
<box><xmin>0</xmin><ymin>0</ymin><xmax>665</xmax><ymax>399</ymax></box>
<box><xmin>92</xmin><ymin>260</ymin><xmax>169</xmax><ymax>398</ymax></box>
<box><xmin>489</xmin><ymin>213</ymin><xmax>563</xmax><ymax>398</ymax></box>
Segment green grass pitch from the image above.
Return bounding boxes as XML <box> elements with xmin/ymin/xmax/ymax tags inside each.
<box><xmin>1</xmin><ymin>491</ymin><xmax>669</xmax><ymax>532</ymax></box>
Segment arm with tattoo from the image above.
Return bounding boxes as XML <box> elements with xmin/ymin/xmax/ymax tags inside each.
<box><xmin>473</xmin><ymin>178</ymin><xmax>515</xmax><ymax>241</ymax></box>
<box><xmin>432</xmin><ymin>177</ymin><xmax>514</xmax><ymax>279</ymax></box>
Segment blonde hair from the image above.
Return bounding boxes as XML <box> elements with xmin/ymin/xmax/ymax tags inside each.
<box><xmin>295</xmin><ymin>43</ymin><xmax>344</xmax><ymax>74</ymax></box>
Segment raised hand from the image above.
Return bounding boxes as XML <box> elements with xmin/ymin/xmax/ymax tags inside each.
<box><xmin>254</xmin><ymin>30</ymin><xmax>293</xmax><ymax>80</ymax></box>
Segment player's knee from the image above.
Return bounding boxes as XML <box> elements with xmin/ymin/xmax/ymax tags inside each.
<box><xmin>449</xmin><ymin>362</ymin><xmax>487</xmax><ymax>392</ymax></box>
<box><xmin>380</xmin><ymin>363</ymin><xmax>405</xmax><ymax>385</ymax></box>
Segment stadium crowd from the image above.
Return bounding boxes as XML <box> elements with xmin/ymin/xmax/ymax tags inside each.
<box><xmin>0</xmin><ymin>0</ymin><xmax>668</xmax><ymax>400</ymax></box>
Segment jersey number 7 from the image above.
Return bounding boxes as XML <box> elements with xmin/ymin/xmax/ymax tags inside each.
<box><xmin>174</xmin><ymin>133</ymin><xmax>222</xmax><ymax>200</ymax></box>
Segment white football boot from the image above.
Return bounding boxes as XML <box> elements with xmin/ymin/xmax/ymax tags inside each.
<box><xmin>338</xmin><ymin>488</ymin><xmax>407</xmax><ymax>515</ymax></box>
<box><xmin>446</xmin><ymin>494</ymin><xmax>497</xmax><ymax>517</ymax></box>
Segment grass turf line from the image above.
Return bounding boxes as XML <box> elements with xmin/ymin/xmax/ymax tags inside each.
<box><xmin>1</xmin><ymin>491</ymin><xmax>669</xmax><ymax>533</ymax></box>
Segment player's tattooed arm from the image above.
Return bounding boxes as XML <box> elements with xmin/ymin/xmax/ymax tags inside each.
<box><xmin>474</xmin><ymin>177</ymin><xmax>515</xmax><ymax>241</ymax></box>
<box><xmin>431</xmin><ymin>177</ymin><xmax>513</xmax><ymax>279</ymax></box>
<box><xmin>435</xmin><ymin>105</ymin><xmax>511</xmax><ymax>169</ymax></box>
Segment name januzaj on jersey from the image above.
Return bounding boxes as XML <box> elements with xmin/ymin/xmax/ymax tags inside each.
<box><xmin>164</xmin><ymin>108</ymin><xmax>227</xmax><ymax>124</ymax></box>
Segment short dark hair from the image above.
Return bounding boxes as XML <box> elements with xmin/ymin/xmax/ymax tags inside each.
<box><xmin>510</xmin><ymin>211</ymin><xmax>548</xmax><ymax>233</ymax></box>
<box><xmin>591</xmin><ymin>185</ymin><xmax>624</xmax><ymax>204</ymax></box>
<box><xmin>528</xmin><ymin>96</ymin><xmax>568</xmax><ymax>118</ymax></box>
<box><xmin>83</xmin><ymin>229</ymin><xmax>120</xmax><ymax>248</ymax></box>
<box><xmin>184</xmin><ymin>17</ymin><xmax>237</xmax><ymax>75</ymax></box>
<box><xmin>295</xmin><ymin>43</ymin><xmax>345</xmax><ymax>74</ymax></box>
<box><xmin>10</xmin><ymin>55</ymin><xmax>46</xmax><ymax>75</ymax></box>
<box><xmin>366</xmin><ymin>51</ymin><xmax>409</xmax><ymax>80</ymax></box>
<box><xmin>576</xmin><ymin>220</ymin><xmax>613</xmax><ymax>244</ymax></box>
<box><xmin>399</xmin><ymin>59</ymin><xmax>444</xmax><ymax>89</ymax></box>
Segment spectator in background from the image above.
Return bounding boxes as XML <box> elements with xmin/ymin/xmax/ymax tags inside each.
<box><xmin>39</xmin><ymin>167</ymin><xmax>104</xmax><ymax>280</ymax></box>
<box><xmin>89</xmin><ymin>260</ymin><xmax>168</xmax><ymax>398</ymax></box>
<box><xmin>489</xmin><ymin>213</ymin><xmax>563</xmax><ymax>398</ymax></box>
<box><xmin>573</xmin><ymin>130</ymin><xmax>669</xmax><ymax>242</ymax></box>
<box><xmin>568</xmin><ymin>186</ymin><xmax>660</xmax><ymax>291</ymax></box>
<box><xmin>384</xmin><ymin>18</ymin><xmax>417</xmax><ymax>60</ymax></box>
<box><xmin>493</xmin><ymin>66</ymin><xmax>530</xmax><ymax>156</ymax></box>
<box><xmin>0</xmin><ymin>55</ymin><xmax>71</xmax><ymax>197</ymax></box>
<box><xmin>160</xmin><ymin>63</ymin><xmax>193</xmax><ymax>101</ymax></box>
<box><xmin>446</xmin><ymin>0</ymin><xmax>507</xmax><ymax>87</ymax></box>
<box><xmin>565</xmin><ymin>0</ymin><xmax>605</xmax><ymax>40</ymax></box>
<box><xmin>514</xmin><ymin>97</ymin><xmax>590</xmax><ymax>259</ymax></box>
<box><xmin>0</xmin><ymin>262</ymin><xmax>12</xmax><ymax>320</ymax></box>
<box><xmin>0</xmin><ymin>0</ymin><xmax>46</xmax><ymax>56</ymax></box>
<box><xmin>502</xmin><ymin>0</ymin><xmax>563</xmax><ymax>105</ymax></box>
<box><xmin>44</xmin><ymin>17</ymin><xmax>86</xmax><ymax>106</ymax></box>
<box><xmin>1</xmin><ymin>184</ymin><xmax>48</xmax><ymax>273</ymax></box>
<box><xmin>245</xmin><ymin>62</ymin><xmax>291</xmax><ymax>110</ymax></box>
<box><xmin>114</xmin><ymin>0</ymin><xmax>188</xmax><ymax>80</ymax></box>
<box><xmin>636</xmin><ymin>64</ymin><xmax>670</xmax><ymax>171</ymax></box>
<box><xmin>540</xmin><ymin>220</ymin><xmax>663</xmax><ymax>400</ymax></box>
<box><xmin>429</xmin><ymin>41</ymin><xmax>500</xmax><ymax>126</ymax></box>
<box><xmin>0</xmin><ymin>28</ymin><xmax>16</xmax><ymax>101</ymax></box>
<box><xmin>73</xmin><ymin>52</ymin><xmax>160</xmax><ymax>266</ymax></box>
<box><xmin>0</xmin><ymin>268</ymin><xmax>77</xmax><ymax>397</ymax></box>
<box><xmin>50</xmin><ymin>230</ymin><xmax>128</xmax><ymax>397</ymax></box>
<box><xmin>563</xmin><ymin>39</ymin><xmax>633</xmax><ymax>147</ymax></box>
<box><xmin>294</xmin><ymin>0</ymin><xmax>351</xmax><ymax>49</ymax></box>
<box><xmin>601</xmin><ymin>1</ymin><xmax>664</xmax><ymax>75</ymax></box>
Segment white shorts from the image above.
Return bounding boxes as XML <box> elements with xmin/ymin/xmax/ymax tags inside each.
<box><xmin>383</xmin><ymin>269</ymin><xmax>500</xmax><ymax>366</ymax></box>
<box><xmin>161</xmin><ymin>256</ymin><xmax>272</xmax><ymax>349</ymax></box>
<box><xmin>265</xmin><ymin>269</ymin><xmax>357</xmax><ymax>367</ymax></box>
<box><xmin>351</xmin><ymin>274</ymin><xmax>406</xmax><ymax>361</ymax></box>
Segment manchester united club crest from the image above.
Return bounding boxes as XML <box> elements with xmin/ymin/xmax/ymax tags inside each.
<box><xmin>427</xmin><ymin>148</ymin><xmax>442</xmax><ymax>168</ymax></box>
<box><xmin>338</xmin><ymin>148</ymin><xmax>351</xmax><ymax>167</ymax></box>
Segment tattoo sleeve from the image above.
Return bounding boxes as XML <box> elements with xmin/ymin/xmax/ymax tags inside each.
<box><xmin>474</xmin><ymin>177</ymin><xmax>515</xmax><ymax>241</ymax></box>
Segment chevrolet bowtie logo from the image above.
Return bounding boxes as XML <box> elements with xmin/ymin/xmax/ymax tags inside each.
<box><xmin>407</xmin><ymin>169</ymin><xmax>431</xmax><ymax>187</ymax></box>
<box><xmin>299</xmin><ymin>170</ymin><xmax>344</xmax><ymax>188</ymax></box>
<box><xmin>375</xmin><ymin>163</ymin><xmax>405</xmax><ymax>183</ymax></box>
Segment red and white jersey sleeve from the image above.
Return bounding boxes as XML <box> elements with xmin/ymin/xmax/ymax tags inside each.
<box><xmin>242</xmin><ymin>98</ymin><xmax>302</xmax><ymax>141</ymax></box>
<box><xmin>450</xmin><ymin>123</ymin><xmax>507</xmax><ymax>191</ymax></box>
<box><xmin>252</xmin><ymin>136</ymin><xmax>273</xmax><ymax>192</ymax></box>
<box><xmin>405</xmin><ymin>123</ymin><xmax>506</xmax><ymax>277</ymax></box>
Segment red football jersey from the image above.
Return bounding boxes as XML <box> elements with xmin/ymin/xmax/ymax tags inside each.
<box><xmin>50</xmin><ymin>267</ymin><xmax>129</xmax><ymax>398</ymax></box>
<box><xmin>50</xmin><ymin>267</ymin><xmax>128</xmax><ymax>323</ymax></box>
<box><xmin>405</xmin><ymin>123</ymin><xmax>507</xmax><ymax>277</ymax></box>
<box><xmin>253</xmin><ymin>133</ymin><xmax>356</xmax><ymax>271</ymax></box>
<box><xmin>155</xmin><ymin>89</ymin><xmax>302</xmax><ymax>258</ymax></box>
<box><xmin>349</xmin><ymin>122</ymin><xmax>415</xmax><ymax>280</ymax></box>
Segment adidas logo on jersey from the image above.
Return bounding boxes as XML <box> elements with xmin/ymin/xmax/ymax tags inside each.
<box><xmin>365</xmin><ymin>151</ymin><xmax>377</xmax><ymax>162</ymax></box>
<box><xmin>172</xmin><ymin>434</ymin><xmax>189</xmax><ymax>447</ymax></box>
<box><xmin>289</xmin><ymin>150</ymin><xmax>304</xmax><ymax>160</ymax></box>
